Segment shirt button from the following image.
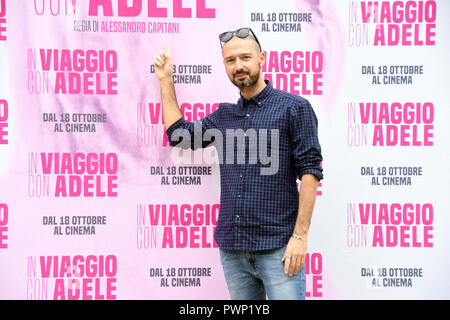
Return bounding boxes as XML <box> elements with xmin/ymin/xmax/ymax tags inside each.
<box><xmin>237</xmin><ymin>194</ymin><xmax>241</xmax><ymax>198</ymax></box>
<box><xmin>246</xmin><ymin>114</ymin><xmax>250</xmax><ymax>117</ymax></box>
<box><xmin>257</xmin><ymin>102</ymin><xmax>262</xmax><ymax>106</ymax></box>
<box><xmin>240</xmin><ymin>174</ymin><xmax>243</xmax><ymax>178</ymax></box>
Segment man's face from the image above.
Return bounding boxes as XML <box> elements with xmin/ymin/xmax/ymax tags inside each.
<box><xmin>222</xmin><ymin>36</ymin><xmax>264</xmax><ymax>89</ymax></box>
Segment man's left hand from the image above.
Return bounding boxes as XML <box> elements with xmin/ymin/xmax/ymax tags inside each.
<box><xmin>282</xmin><ymin>236</ymin><xmax>307</xmax><ymax>277</ymax></box>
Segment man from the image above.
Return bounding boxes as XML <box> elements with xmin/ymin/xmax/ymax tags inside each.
<box><xmin>153</xmin><ymin>27</ymin><xmax>323</xmax><ymax>300</ymax></box>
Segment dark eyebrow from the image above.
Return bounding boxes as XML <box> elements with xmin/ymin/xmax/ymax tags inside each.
<box><xmin>223</xmin><ymin>52</ymin><xmax>254</xmax><ymax>60</ymax></box>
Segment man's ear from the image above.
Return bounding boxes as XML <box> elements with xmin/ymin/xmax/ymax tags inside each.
<box><xmin>259</xmin><ymin>51</ymin><xmax>266</xmax><ymax>67</ymax></box>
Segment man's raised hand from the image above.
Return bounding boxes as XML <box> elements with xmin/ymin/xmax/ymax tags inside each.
<box><xmin>154</xmin><ymin>42</ymin><xmax>173</xmax><ymax>81</ymax></box>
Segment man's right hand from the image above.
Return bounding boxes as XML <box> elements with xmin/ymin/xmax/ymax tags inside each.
<box><xmin>154</xmin><ymin>43</ymin><xmax>173</xmax><ymax>81</ymax></box>
<box><xmin>153</xmin><ymin>42</ymin><xmax>183</xmax><ymax>129</ymax></box>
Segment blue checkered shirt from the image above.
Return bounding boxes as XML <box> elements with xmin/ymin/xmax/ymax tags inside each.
<box><xmin>166</xmin><ymin>80</ymin><xmax>323</xmax><ymax>251</ymax></box>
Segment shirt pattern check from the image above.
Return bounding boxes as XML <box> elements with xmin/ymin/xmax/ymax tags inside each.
<box><xmin>166</xmin><ymin>80</ymin><xmax>323</xmax><ymax>252</ymax></box>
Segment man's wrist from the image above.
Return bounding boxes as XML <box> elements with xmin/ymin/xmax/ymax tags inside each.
<box><xmin>159</xmin><ymin>75</ymin><xmax>174</xmax><ymax>84</ymax></box>
<box><xmin>291</xmin><ymin>233</ymin><xmax>307</xmax><ymax>242</ymax></box>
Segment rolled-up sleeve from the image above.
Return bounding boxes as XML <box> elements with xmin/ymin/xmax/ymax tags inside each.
<box><xmin>288</xmin><ymin>99</ymin><xmax>323</xmax><ymax>181</ymax></box>
<box><xmin>165</xmin><ymin>117</ymin><xmax>186</xmax><ymax>146</ymax></box>
<box><xmin>165</xmin><ymin>106</ymin><xmax>221</xmax><ymax>150</ymax></box>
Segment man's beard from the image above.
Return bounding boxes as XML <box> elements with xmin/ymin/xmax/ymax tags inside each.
<box><xmin>231</xmin><ymin>64</ymin><xmax>261</xmax><ymax>89</ymax></box>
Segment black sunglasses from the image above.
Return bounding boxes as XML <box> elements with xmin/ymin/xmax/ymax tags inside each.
<box><xmin>219</xmin><ymin>27</ymin><xmax>261</xmax><ymax>50</ymax></box>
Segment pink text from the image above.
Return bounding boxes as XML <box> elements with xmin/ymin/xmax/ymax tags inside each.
<box><xmin>0</xmin><ymin>203</ymin><xmax>7</xmax><ymax>249</ymax></box>
<box><xmin>88</xmin><ymin>0</ymin><xmax>215</xmax><ymax>18</ymax></box>
<box><xmin>0</xmin><ymin>99</ymin><xmax>7</xmax><ymax>144</ymax></box>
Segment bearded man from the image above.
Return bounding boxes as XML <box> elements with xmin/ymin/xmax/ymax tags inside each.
<box><xmin>154</xmin><ymin>28</ymin><xmax>323</xmax><ymax>300</ymax></box>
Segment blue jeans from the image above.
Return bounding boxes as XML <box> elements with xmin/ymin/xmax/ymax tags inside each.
<box><xmin>219</xmin><ymin>246</ymin><xmax>305</xmax><ymax>300</ymax></box>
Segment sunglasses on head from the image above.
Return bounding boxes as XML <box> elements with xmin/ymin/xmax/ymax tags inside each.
<box><xmin>219</xmin><ymin>27</ymin><xmax>261</xmax><ymax>50</ymax></box>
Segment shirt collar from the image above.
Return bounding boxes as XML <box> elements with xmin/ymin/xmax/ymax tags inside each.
<box><xmin>238</xmin><ymin>80</ymin><xmax>273</xmax><ymax>109</ymax></box>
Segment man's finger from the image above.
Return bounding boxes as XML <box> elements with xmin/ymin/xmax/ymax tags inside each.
<box><xmin>156</xmin><ymin>56</ymin><xmax>164</xmax><ymax>65</ymax></box>
<box><xmin>294</xmin><ymin>260</ymin><xmax>301</xmax><ymax>275</ymax></box>
<box><xmin>299</xmin><ymin>255</ymin><xmax>306</xmax><ymax>270</ymax></box>
<box><xmin>165</xmin><ymin>42</ymin><xmax>171</xmax><ymax>56</ymax></box>
<box><xmin>284</xmin><ymin>256</ymin><xmax>291</xmax><ymax>275</ymax></box>
<box><xmin>294</xmin><ymin>255</ymin><xmax>305</xmax><ymax>275</ymax></box>
<box><xmin>289</xmin><ymin>256</ymin><xmax>298</xmax><ymax>277</ymax></box>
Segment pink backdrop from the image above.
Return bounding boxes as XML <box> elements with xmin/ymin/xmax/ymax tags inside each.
<box><xmin>0</xmin><ymin>0</ymin><xmax>449</xmax><ymax>300</ymax></box>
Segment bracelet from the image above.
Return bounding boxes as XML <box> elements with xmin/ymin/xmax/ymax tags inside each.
<box><xmin>291</xmin><ymin>234</ymin><xmax>306</xmax><ymax>242</ymax></box>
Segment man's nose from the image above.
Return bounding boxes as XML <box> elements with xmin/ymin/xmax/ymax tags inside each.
<box><xmin>235</xmin><ymin>58</ymin><xmax>243</xmax><ymax>70</ymax></box>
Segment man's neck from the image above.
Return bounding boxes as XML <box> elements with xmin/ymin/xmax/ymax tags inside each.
<box><xmin>240</xmin><ymin>78</ymin><xmax>267</xmax><ymax>100</ymax></box>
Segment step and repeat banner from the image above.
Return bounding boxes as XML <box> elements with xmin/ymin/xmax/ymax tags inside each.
<box><xmin>0</xmin><ymin>0</ymin><xmax>449</xmax><ymax>300</ymax></box>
